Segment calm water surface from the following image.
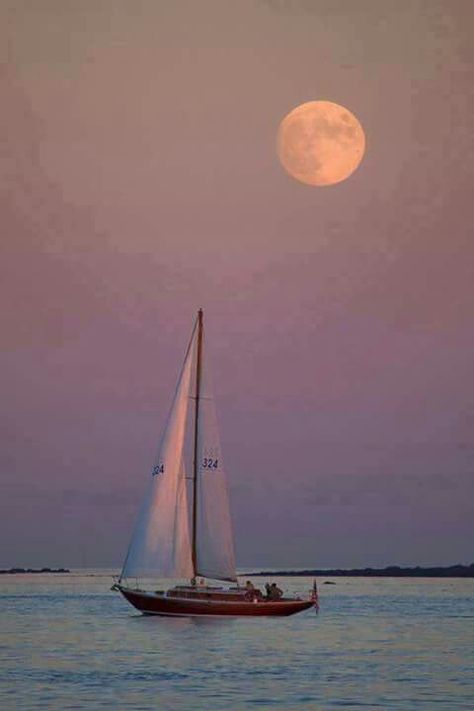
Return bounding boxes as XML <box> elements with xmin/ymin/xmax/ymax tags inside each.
<box><xmin>0</xmin><ymin>571</ymin><xmax>472</xmax><ymax>710</ymax></box>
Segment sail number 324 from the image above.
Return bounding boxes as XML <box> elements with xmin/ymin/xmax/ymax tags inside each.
<box><xmin>202</xmin><ymin>458</ymin><xmax>219</xmax><ymax>469</ymax></box>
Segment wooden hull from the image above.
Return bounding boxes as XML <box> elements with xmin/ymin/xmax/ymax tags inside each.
<box><xmin>117</xmin><ymin>586</ymin><xmax>314</xmax><ymax>617</ymax></box>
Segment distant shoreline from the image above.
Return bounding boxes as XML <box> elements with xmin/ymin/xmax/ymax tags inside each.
<box><xmin>2</xmin><ymin>564</ymin><xmax>472</xmax><ymax>578</ymax></box>
<box><xmin>0</xmin><ymin>567</ymin><xmax>70</xmax><ymax>575</ymax></box>
<box><xmin>247</xmin><ymin>564</ymin><xmax>474</xmax><ymax>578</ymax></box>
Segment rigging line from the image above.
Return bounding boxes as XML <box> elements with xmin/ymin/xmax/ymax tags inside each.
<box><xmin>191</xmin><ymin>308</ymin><xmax>203</xmax><ymax>580</ymax></box>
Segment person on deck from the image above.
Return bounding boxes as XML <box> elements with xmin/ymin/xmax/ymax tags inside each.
<box><xmin>268</xmin><ymin>583</ymin><xmax>283</xmax><ymax>600</ymax></box>
<box><xmin>245</xmin><ymin>580</ymin><xmax>262</xmax><ymax>600</ymax></box>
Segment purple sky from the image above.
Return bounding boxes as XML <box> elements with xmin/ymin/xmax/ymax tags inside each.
<box><xmin>1</xmin><ymin>1</ymin><xmax>473</xmax><ymax>569</ymax></box>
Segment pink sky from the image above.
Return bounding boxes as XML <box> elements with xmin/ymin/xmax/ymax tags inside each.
<box><xmin>1</xmin><ymin>1</ymin><xmax>473</xmax><ymax>568</ymax></box>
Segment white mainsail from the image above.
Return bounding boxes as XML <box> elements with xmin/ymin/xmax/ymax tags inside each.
<box><xmin>194</xmin><ymin>327</ymin><xmax>237</xmax><ymax>582</ymax></box>
<box><xmin>120</xmin><ymin>311</ymin><xmax>236</xmax><ymax>584</ymax></box>
<box><xmin>120</xmin><ymin>325</ymin><xmax>197</xmax><ymax>580</ymax></box>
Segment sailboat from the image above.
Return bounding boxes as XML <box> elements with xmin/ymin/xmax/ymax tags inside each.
<box><xmin>113</xmin><ymin>310</ymin><xmax>316</xmax><ymax>617</ymax></box>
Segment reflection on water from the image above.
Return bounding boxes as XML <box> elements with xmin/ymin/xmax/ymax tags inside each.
<box><xmin>0</xmin><ymin>572</ymin><xmax>472</xmax><ymax>710</ymax></box>
<box><xmin>132</xmin><ymin>611</ymin><xmax>235</xmax><ymax>630</ymax></box>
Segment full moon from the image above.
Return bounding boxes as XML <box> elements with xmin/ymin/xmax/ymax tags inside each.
<box><xmin>277</xmin><ymin>101</ymin><xmax>366</xmax><ymax>186</ymax></box>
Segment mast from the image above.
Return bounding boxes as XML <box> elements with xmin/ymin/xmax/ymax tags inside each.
<box><xmin>191</xmin><ymin>308</ymin><xmax>203</xmax><ymax>580</ymax></box>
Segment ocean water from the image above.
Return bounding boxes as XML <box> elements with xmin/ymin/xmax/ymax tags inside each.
<box><xmin>0</xmin><ymin>572</ymin><xmax>472</xmax><ymax>710</ymax></box>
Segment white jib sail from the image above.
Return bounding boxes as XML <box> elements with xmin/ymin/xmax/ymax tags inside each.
<box><xmin>120</xmin><ymin>326</ymin><xmax>197</xmax><ymax>581</ymax></box>
<box><xmin>195</xmin><ymin>328</ymin><xmax>237</xmax><ymax>582</ymax></box>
